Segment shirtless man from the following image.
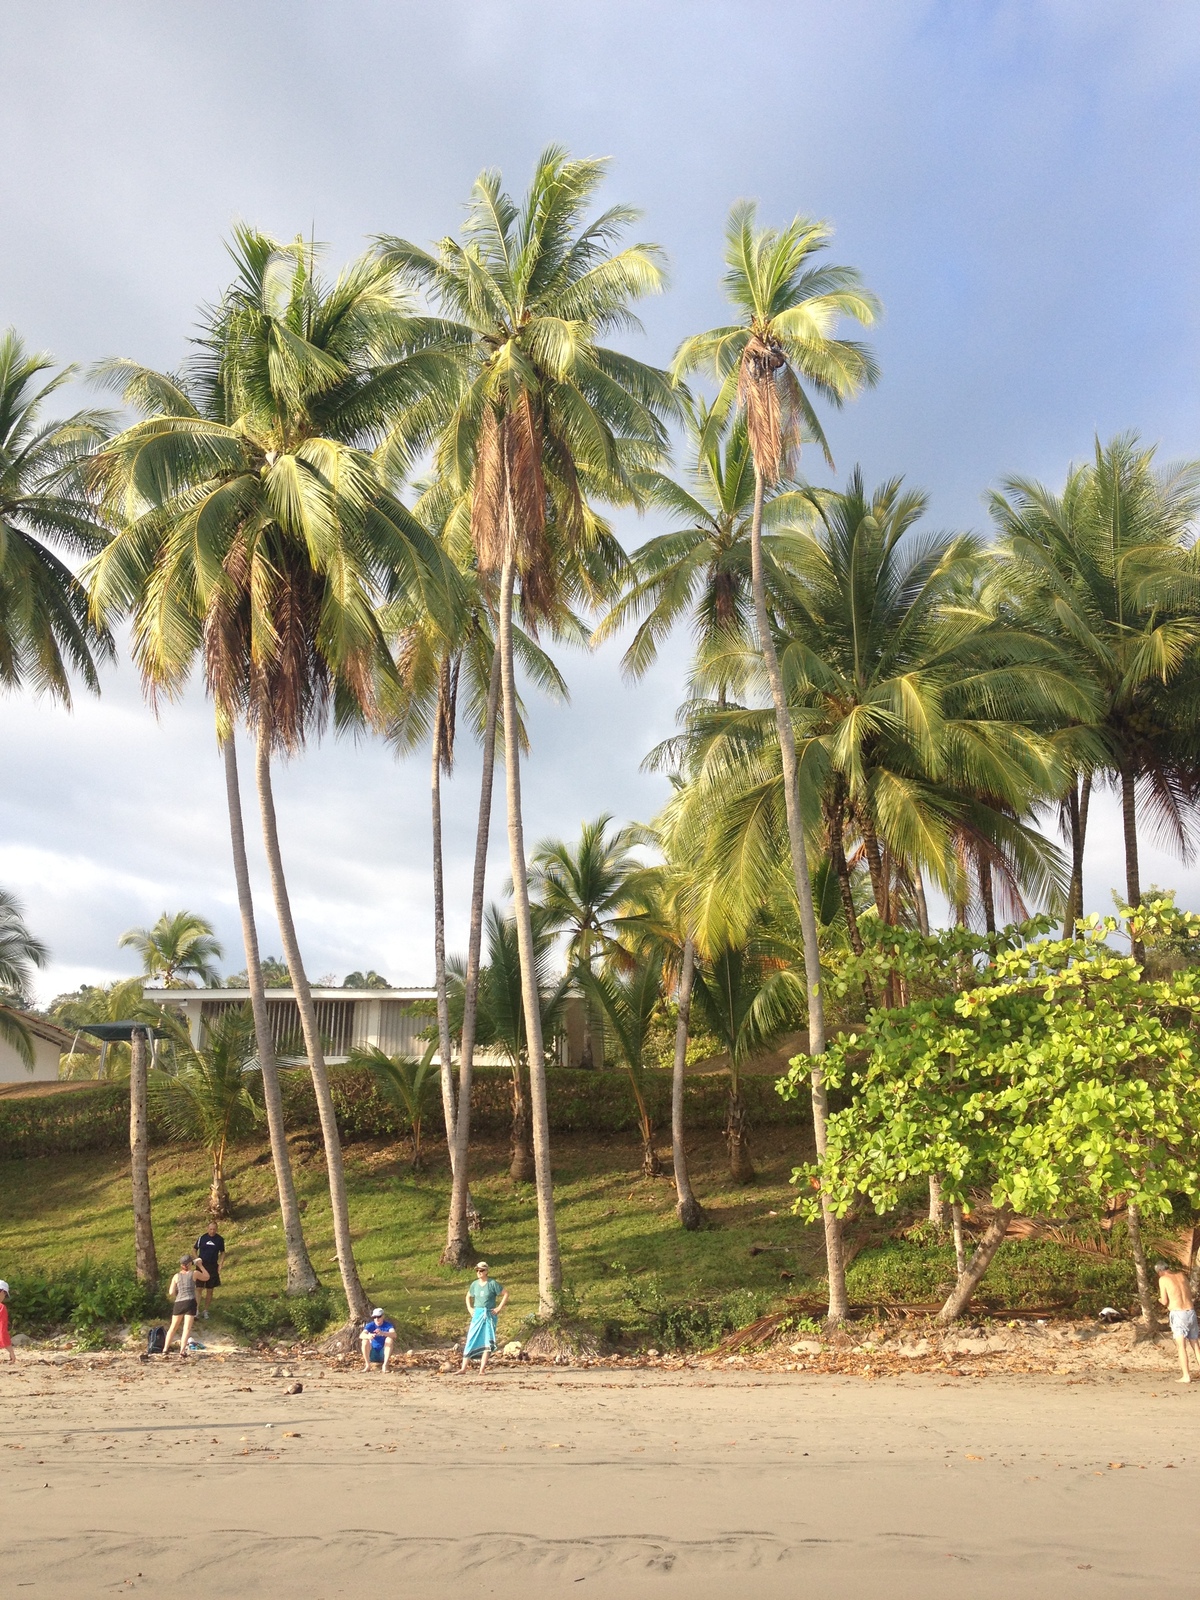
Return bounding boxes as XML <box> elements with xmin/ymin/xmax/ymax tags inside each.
<box><xmin>1155</xmin><ymin>1262</ymin><xmax>1200</xmax><ymax>1383</ymax></box>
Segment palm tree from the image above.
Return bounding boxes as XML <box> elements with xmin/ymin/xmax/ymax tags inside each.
<box><xmin>447</xmin><ymin>903</ymin><xmax>570</xmax><ymax>1182</ymax></box>
<box><xmin>594</xmin><ymin>404</ymin><xmax>809</xmax><ymax>701</ymax></box>
<box><xmin>0</xmin><ymin>330</ymin><xmax>112</xmax><ymax>702</ymax></box>
<box><xmin>673</xmin><ymin>204</ymin><xmax>879</xmax><ymax>1318</ymax></box>
<box><xmin>349</xmin><ymin>1044</ymin><xmax>439</xmax><ymax>1170</ymax></box>
<box><xmin>991</xmin><ymin>434</ymin><xmax>1200</xmax><ymax>960</ymax></box>
<box><xmin>88</xmin><ymin>229</ymin><xmax>458</xmax><ymax>1321</ymax></box>
<box><xmin>381</xmin><ymin>478</ymin><xmax>571</xmax><ymax>1264</ymax></box>
<box><xmin>0</xmin><ymin>888</ymin><xmax>49</xmax><ymax>1067</ymax></box>
<box><xmin>151</xmin><ymin>1007</ymin><xmax>262</xmax><ymax>1218</ymax></box>
<box><xmin>378</xmin><ymin>147</ymin><xmax>676</xmax><ymax>1313</ymax></box>
<box><xmin>529</xmin><ymin>814</ymin><xmax>643</xmax><ymax>1069</ymax></box>
<box><xmin>580</xmin><ymin>949</ymin><xmax>665</xmax><ymax>1176</ymax></box>
<box><xmin>49</xmin><ymin>976</ymin><xmax>172</xmax><ymax>1078</ymax></box>
<box><xmin>775</xmin><ymin>471</ymin><xmax>1075</xmax><ymax>934</ymax></box>
<box><xmin>119</xmin><ymin>911</ymin><xmax>223</xmax><ymax>987</ymax></box>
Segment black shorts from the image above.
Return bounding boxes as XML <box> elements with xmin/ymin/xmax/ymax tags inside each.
<box><xmin>199</xmin><ymin>1266</ymin><xmax>220</xmax><ymax>1289</ymax></box>
<box><xmin>173</xmin><ymin>1299</ymin><xmax>198</xmax><ymax>1317</ymax></box>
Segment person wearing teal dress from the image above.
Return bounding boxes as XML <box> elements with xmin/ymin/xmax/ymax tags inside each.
<box><xmin>460</xmin><ymin>1261</ymin><xmax>508</xmax><ymax>1373</ymax></box>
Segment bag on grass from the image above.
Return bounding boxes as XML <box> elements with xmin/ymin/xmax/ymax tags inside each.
<box><xmin>146</xmin><ymin>1325</ymin><xmax>166</xmax><ymax>1355</ymax></box>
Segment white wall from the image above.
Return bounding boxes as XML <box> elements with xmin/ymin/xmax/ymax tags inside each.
<box><xmin>0</xmin><ymin>1032</ymin><xmax>61</xmax><ymax>1083</ymax></box>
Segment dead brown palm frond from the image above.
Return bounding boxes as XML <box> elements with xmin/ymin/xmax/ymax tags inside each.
<box><xmin>736</xmin><ymin>335</ymin><xmax>788</xmax><ymax>486</ymax></box>
<box><xmin>471</xmin><ymin>404</ymin><xmax>508</xmax><ymax>572</ymax></box>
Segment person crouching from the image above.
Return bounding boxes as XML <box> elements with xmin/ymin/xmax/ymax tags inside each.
<box><xmin>360</xmin><ymin>1308</ymin><xmax>396</xmax><ymax>1374</ymax></box>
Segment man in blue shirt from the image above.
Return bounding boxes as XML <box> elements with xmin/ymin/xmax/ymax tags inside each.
<box><xmin>360</xmin><ymin>1307</ymin><xmax>396</xmax><ymax>1374</ymax></box>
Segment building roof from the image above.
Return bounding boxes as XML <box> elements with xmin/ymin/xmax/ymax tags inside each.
<box><xmin>5</xmin><ymin>1010</ymin><xmax>98</xmax><ymax>1054</ymax></box>
<box><xmin>153</xmin><ymin>986</ymin><xmax>436</xmax><ymax>1005</ymax></box>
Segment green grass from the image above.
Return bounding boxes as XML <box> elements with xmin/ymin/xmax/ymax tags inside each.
<box><xmin>0</xmin><ymin>1125</ymin><xmax>827</xmax><ymax>1343</ymax></box>
<box><xmin>1</xmin><ymin>1127</ymin><xmax>1147</xmax><ymax>1343</ymax></box>
<box><xmin>846</xmin><ymin>1235</ymin><xmax>1138</xmax><ymax>1315</ymax></box>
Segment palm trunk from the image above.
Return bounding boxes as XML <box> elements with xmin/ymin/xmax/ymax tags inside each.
<box><xmin>442</xmin><ymin>646</ymin><xmax>501</xmax><ymax>1266</ymax></box>
<box><xmin>498</xmin><ymin>554</ymin><xmax>561</xmax><ymax>1313</ymax></box>
<box><xmin>509</xmin><ymin>1060</ymin><xmax>535</xmax><ymax>1182</ymax></box>
<box><xmin>671</xmin><ymin>939</ymin><xmax>705</xmax><ymax>1230</ymax></box>
<box><xmin>431</xmin><ymin>668</ymin><xmax>459</xmax><ymax>1170</ymax></box>
<box><xmin>936</xmin><ymin>1205</ymin><xmax>1012</xmax><ymax>1322</ymax></box>
<box><xmin>828</xmin><ymin>787</ymin><xmax>864</xmax><ymax>957</ymax></box>
<box><xmin>749</xmin><ymin>467</ymin><xmax>846</xmax><ymax>1321</ymax></box>
<box><xmin>951</xmin><ymin>1202</ymin><xmax>967</xmax><ymax>1275</ymax></box>
<box><xmin>1066</xmin><ymin>770</ymin><xmax>1093</xmax><ymax>937</ymax></box>
<box><xmin>222</xmin><ymin>735</ymin><xmax>317</xmax><ymax>1294</ymax></box>
<box><xmin>129</xmin><ymin>1026</ymin><xmax>158</xmax><ymax>1285</ymax></box>
<box><xmin>726</xmin><ymin>1074</ymin><xmax>756</xmax><ymax>1185</ymax></box>
<box><xmin>1120</xmin><ymin>760</ymin><xmax>1144</xmax><ymax>962</ymax></box>
<box><xmin>1126</xmin><ymin>1201</ymin><xmax>1157</xmax><ymax>1327</ymax></box>
<box><xmin>255</xmin><ymin>726</ymin><xmax>369</xmax><ymax>1321</ymax></box>
<box><xmin>209</xmin><ymin>1146</ymin><xmax>231</xmax><ymax>1221</ymax></box>
<box><xmin>858</xmin><ymin>804</ymin><xmax>889</xmax><ymax>922</ymax></box>
<box><xmin>911</xmin><ymin>868</ymin><xmax>931</xmax><ymax>937</ymax></box>
<box><xmin>978</xmin><ymin>854</ymin><xmax>996</xmax><ymax>935</ymax></box>
<box><xmin>626</xmin><ymin>1069</ymin><xmax>661</xmax><ymax>1177</ymax></box>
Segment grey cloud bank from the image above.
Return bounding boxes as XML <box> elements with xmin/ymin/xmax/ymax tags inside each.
<box><xmin>2</xmin><ymin>1</ymin><xmax>1198</xmax><ymax>998</ymax></box>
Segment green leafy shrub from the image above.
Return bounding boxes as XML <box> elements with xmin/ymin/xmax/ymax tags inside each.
<box><xmin>289</xmin><ymin>1289</ymin><xmax>336</xmax><ymax>1339</ymax></box>
<box><xmin>223</xmin><ymin>1287</ymin><xmax>338</xmax><ymax>1341</ymax></box>
<box><xmin>6</xmin><ymin>1266</ymin><xmax>161</xmax><ymax>1336</ymax></box>
<box><xmin>613</xmin><ymin>1266</ymin><xmax>772</xmax><ymax>1349</ymax></box>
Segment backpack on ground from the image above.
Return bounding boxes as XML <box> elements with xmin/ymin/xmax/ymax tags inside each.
<box><xmin>146</xmin><ymin>1325</ymin><xmax>166</xmax><ymax>1355</ymax></box>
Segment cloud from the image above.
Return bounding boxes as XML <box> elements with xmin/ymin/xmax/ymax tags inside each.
<box><xmin>2</xmin><ymin>1</ymin><xmax>1197</xmax><ymax>998</ymax></box>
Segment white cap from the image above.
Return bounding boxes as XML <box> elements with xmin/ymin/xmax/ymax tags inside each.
<box><xmin>371</xmin><ymin>1307</ymin><xmax>384</xmax><ymax>1317</ymax></box>
<box><xmin>0</xmin><ymin>1281</ymin><xmax>8</xmax><ymax>1294</ymax></box>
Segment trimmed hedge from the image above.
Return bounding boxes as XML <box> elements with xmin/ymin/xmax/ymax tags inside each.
<box><xmin>0</xmin><ymin>1065</ymin><xmax>806</xmax><ymax>1160</ymax></box>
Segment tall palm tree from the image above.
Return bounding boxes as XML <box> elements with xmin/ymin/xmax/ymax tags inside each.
<box><xmin>88</xmin><ymin>229</ymin><xmax>458</xmax><ymax>1320</ymax></box>
<box><xmin>0</xmin><ymin>330</ymin><xmax>112</xmax><ymax>701</ymax></box>
<box><xmin>151</xmin><ymin>1007</ymin><xmax>261</xmax><ymax>1218</ymax></box>
<box><xmin>991</xmin><ymin>434</ymin><xmax>1200</xmax><ymax>960</ymax></box>
<box><xmin>0</xmin><ymin>887</ymin><xmax>49</xmax><ymax>1067</ymax></box>
<box><xmin>378</xmin><ymin>147</ymin><xmax>677</xmax><ymax>1313</ymax></box>
<box><xmin>673</xmin><ymin>204</ymin><xmax>879</xmax><ymax>1319</ymax></box>
<box><xmin>119</xmin><ymin>910</ymin><xmax>223</xmax><ymax>987</ymax></box>
<box><xmin>381</xmin><ymin>478</ymin><xmax>571</xmax><ymax>1264</ymax></box>
<box><xmin>529</xmin><ymin>814</ymin><xmax>643</xmax><ymax>1069</ymax></box>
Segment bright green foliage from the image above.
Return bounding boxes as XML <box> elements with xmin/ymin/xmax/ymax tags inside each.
<box><xmin>580</xmin><ymin>948</ymin><xmax>667</xmax><ymax>1170</ymax></box>
<box><xmin>151</xmin><ymin>1008</ymin><xmax>262</xmax><ymax>1214</ymax></box>
<box><xmin>0</xmin><ymin>887</ymin><xmax>49</xmax><ymax>1066</ymax></box>
<box><xmin>785</xmin><ymin>913</ymin><xmax>1200</xmax><ymax>1245</ymax></box>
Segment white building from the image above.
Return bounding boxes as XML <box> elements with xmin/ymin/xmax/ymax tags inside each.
<box><xmin>155</xmin><ymin>985</ymin><xmax>439</xmax><ymax>1063</ymax></box>
<box><xmin>0</xmin><ymin>1012</ymin><xmax>96</xmax><ymax>1083</ymax></box>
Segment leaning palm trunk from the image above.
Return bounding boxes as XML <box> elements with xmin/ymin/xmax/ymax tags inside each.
<box><xmin>498</xmin><ymin>556</ymin><xmax>562</xmax><ymax>1313</ymax></box>
<box><xmin>222</xmin><ymin>736</ymin><xmax>317</xmax><ymax>1294</ymax></box>
<box><xmin>626</xmin><ymin>1069</ymin><xmax>661</xmax><ymax>1178</ymax></box>
<box><xmin>1126</xmin><ymin>1201</ymin><xmax>1158</xmax><ymax>1326</ymax></box>
<box><xmin>748</xmin><ymin>468</ymin><xmax>846</xmax><ymax>1320</ymax></box>
<box><xmin>442</xmin><ymin>646</ymin><xmax>501</xmax><ymax>1265</ymax></box>
<box><xmin>209</xmin><ymin>1141</ymin><xmax>231</xmax><ymax>1221</ymax></box>
<box><xmin>129</xmin><ymin>1026</ymin><xmax>158</xmax><ymax>1285</ymax></box>
<box><xmin>936</xmin><ymin>1205</ymin><xmax>1012</xmax><ymax>1322</ymax></box>
<box><xmin>671</xmin><ymin>939</ymin><xmax>705</xmax><ymax>1230</ymax></box>
<box><xmin>1063</xmin><ymin>774</ymin><xmax>1092</xmax><ymax>939</ymax></box>
<box><xmin>255</xmin><ymin>727</ymin><xmax>370</xmax><ymax>1322</ymax></box>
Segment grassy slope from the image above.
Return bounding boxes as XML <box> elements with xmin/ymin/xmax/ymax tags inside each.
<box><xmin>1</xmin><ymin>1124</ymin><xmax>1141</xmax><ymax>1339</ymax></box>
<box><xmin>0</xmin><ymin>1126</ymin><xmax>827</xmax><ymax>1340</ymax></box>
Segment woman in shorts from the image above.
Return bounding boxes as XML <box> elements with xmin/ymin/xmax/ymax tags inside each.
<box><xmin>163</xmin><ymin>1254</ymin><xmax>209</xmax><ymax>1358</ymax></box>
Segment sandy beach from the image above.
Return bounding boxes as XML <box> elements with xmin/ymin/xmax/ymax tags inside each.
<box><xmin>3</xmin><ymin>1354</ymin><xmax>1197</xmax><ymax>1598</ymax></box>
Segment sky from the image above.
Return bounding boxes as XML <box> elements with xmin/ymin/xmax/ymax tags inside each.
<box><xmin>2</xmin><ymin>0</ymin><xmax>1199</xmax><ymax>1001</ymax></box>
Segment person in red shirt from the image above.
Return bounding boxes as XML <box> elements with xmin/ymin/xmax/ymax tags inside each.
<box><xmin>0</xmin><ymin>1280</ymin><xmax>14</xmax><ymax>1365</ymax></box>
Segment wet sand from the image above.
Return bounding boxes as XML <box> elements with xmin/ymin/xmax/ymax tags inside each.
<box><xmin>2</xmin><ymin>1356</ymin><xmax>1196</xmax><ymax>1597</ymax></box>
